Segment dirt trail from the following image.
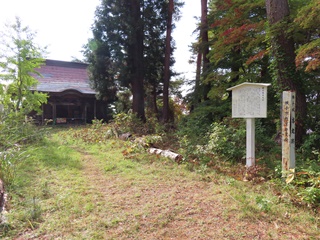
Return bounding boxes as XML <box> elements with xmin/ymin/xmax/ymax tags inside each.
<box><xmin>78</xmin><ymin>149</ymin><xmax>312</xmax><ymax>240</ymax></box>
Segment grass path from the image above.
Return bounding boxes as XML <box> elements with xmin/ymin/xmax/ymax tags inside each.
<box><xmin>2</xmin><ymin>130</ymin><xmax>319</xmax><ymax>239</ymax></box>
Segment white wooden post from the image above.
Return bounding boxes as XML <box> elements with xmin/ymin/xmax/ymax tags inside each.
<box><xmin>246</xmin><ymin>118</ymin><xmax>255</xmax><ymax>167</ymax></box>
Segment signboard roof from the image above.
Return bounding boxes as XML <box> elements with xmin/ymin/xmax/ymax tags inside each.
<box><xmin>227</xmin><ymin>82</ymin><xmax>271</xmax><ymax>91</ymax></box>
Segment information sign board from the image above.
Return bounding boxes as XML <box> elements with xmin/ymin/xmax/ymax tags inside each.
<box><xmin>227</xmin><ymin>82</ymin><xmax>271</xmax><ymax>118</ymax></box>
<box><xmin>227</xmin><ymin>82</ymin><xmax>271</xmax><ymax>167</ymax></box>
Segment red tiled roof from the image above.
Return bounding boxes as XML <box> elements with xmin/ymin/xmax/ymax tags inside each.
<box><xmin>34</xmin><ymin>59</ymin><xmax>96</xmax><ymax>94</ymax></box>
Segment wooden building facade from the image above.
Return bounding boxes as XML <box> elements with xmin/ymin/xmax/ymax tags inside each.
<box><xmin>33</xmin><ymin>59</ymin><xmax>107</xmax><ymax>124</ymax></box>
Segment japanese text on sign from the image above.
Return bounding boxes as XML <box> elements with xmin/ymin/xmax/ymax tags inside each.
<box><xmin>231</xmin><ymin>86</ymin><xmax>268</xmax><ymax>118</ymax></box>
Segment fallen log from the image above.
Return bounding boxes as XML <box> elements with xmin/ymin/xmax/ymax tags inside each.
<box><xmin>148</xmin><ymin>147</ymin><xmax>183</xmax><ymax>163</ymax></box>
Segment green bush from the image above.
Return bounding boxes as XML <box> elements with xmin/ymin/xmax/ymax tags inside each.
<box><xmin>298</xmin><ymin>187</ymin><xmax>320</xmax><ymax>206</ymax></box>
<box><xmin>206</xmin><ymin>118</ymin><xmax>246</xmax><ymax>162</ymax></box>
<box><xmin>0</xmin><ymin>146</ymin><xmax>26</xmax><ymax>188</ymax></box>
<box><xmin>177</xmin><ymin>105</ymin><xmax>214</xmax><ymax>146</ymax></box>
<box><xmin>112</xmin><ymin>112</ymin><xmax>165</xmax><ymax>136</ymax></box>
<box><xmin>299</xmin><ymin>132</ymin><xmax>320</xmax><ymax>160</ymax></box>
<box><xmin>0</xmin><ymin>111</ymin><xmax>47</xmax><ymax>187</ymax></box>
<box><xmin>179</xmin><ymin>116</ymin><xmax>278</xmax><ymax>167</ymax></box>
<box><xmin>0</xmin><ymin>112</ymin><xmax>46</xmax><ymax>149</ymax></box>
<box><xmin>294</xmin><ymin>155</ymin><xmax>320</xmax><ymax>207</ymax></box>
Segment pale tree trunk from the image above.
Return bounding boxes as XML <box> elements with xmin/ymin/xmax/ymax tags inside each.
<box><xmin>266</xmin><ymin>0</ymin><xmax>306</xmax><ymax>145</ymax></box>
<box><xmin>163</xmin><ymin>0</ymin><xmax>174</xmax><ymax>123</ymax></box>
<box><xmin>148</xmin><ymin>147</ymin><xmax>183</xmax><ymax>163</ymax></box>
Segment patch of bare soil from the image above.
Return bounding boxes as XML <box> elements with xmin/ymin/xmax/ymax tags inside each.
<box><xmin>79</xmin><ymin>150</ymin><xmax>315</xmax><ymax>239</ymax></box>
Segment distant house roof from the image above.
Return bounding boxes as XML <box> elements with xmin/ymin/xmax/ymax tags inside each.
<box><xmin>33</xmin><ymin>59</ymin><xmax>96</xmax><ymax>95</ymax></box>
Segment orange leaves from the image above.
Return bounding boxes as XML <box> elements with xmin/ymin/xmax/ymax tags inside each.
<box><xmin>246</xmin><ymin>50</ymin><xmax>268</xmax><ymax>65</ymax></box>
<box><xmin>222</xmin><ymin>28</ymin><xmax>235</xmax><ymax>37</ymax></box>
<box><xmin>209</xmin><ymin>0</ymin><xmax>267</xmax><ymax>66</ymax></box>
<box><xmin>295</xmin><ymin>39</ymin><xmax>320</xmax><ymax>72</ymax></box>
<box><xmin>221</xmin><ymin>23</ymin><xmax>260</xmax><ymax>46</ymax></box>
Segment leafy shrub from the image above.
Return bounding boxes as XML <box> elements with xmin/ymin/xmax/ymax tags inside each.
<box><xmin>299</xmin><ymin>132</ymin><xmax>320</xmax><ymax>160</ymax></box>
<box><xmin>112</xmin><ymin>112</ymin><xmax>147</xmax><ymax>135</ymax></box>
<box><xmin>255</xmin><ymin>196</ymin><xmax>272</xmax><ymax>212</ymax></box>
<box><xmin>0</xmin><ymin>111</ymin><xmax>46</xmax><ymax>188</ymax></box>
<box><xmin>177</xmin><ymin>103</ymin><xmax>217</xmax><ymax>162</ymax></box>
<box><xmin>177</xmin><ymin>105</ymin><xmax>214</xmax><ymax>146</ymax></box>
<box><xmin>179</xmin><ymin>116</ymin><xmax>277</xmax><ymax>166</ymax></box>
<box><xmin>0</xmin><ymin>146</ymin><xmax>27</xmax><ymax>188</ymax></box>
<box><xmin>0</xmin><ymin>112</ymin><xmax>47</xmax><ymax>149</ymax></box>
<box><xmin>299</xmin><ymin>187</ymin><xmax>320</xmax><ymax>206</ymax></box>
<box><xmin>206</xmin><ymin>118</ymin><xmax>246</xmax><ymax>162</ymax></box>
<box><xmin>112</xmin><ymin>112</ymin><xmax>165</xmax><ymax>136</ymax></box>
<box><xmin>294</xmin><ymin>155</ymin><xmax>320</xmax><ymax>207</ymax></box>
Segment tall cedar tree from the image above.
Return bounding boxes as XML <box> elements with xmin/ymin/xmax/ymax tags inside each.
<box><xmin>86</xmin><ymin>0</ymin><xmax>183</xmax><ymax>121</ymax></box>
<box><xmin>192</xmin><ymin>0</ymin><xmax>209</xmax><ymax>107</ymax></box>
<box><xmin>201</xmin><ymin>0</ymin><xmax>210</xmax><ymax>100</ymax></box>
<box><xmin>143</xmin><ymin>0</ymin><xmax>167</xmax><ymax>116</ymax></box>
<box><xmin>87</xmin><ymin>0</ymin><xmax>145</xmax><ymax>121</ymax></box>
<box><xmin>162</xmin><ymin>0</ymin><xmax>174</xmax><ymax>123</ymax></box>
<box><xmin>266</xmin><ymin>0</ymin><xmax>307</xmax><ymax>145</ymax></box>
<box><xmin>130</xmin><ymin>0</ymin><xmax>146</xmax><ymax>121</ymax></box>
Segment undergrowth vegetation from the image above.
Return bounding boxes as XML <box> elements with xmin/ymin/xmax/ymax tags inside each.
<box><xmin>0</xmin><ymin>111</ymin><xmax>319</xmax><ymax>238</ymax></box>
<box><xmin>0</xmin><ymin>112</ymin><xmax>48</xmax><ymax>188</ymax></box>
<box><xmin>48</xmin><ymin>112</ymin><xmax>320</xmax><ymax>210</ymax></box>
<box><xmin>177</xmin><ymin>110</ymin><xmax>320</xmax><ymax>209</ymax></box>
<box><xmin>2</xmin><ymin>126</ymin><xmax>318</xmax><ymax>239</ymax></box>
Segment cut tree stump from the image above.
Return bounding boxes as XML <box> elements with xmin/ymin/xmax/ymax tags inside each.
<box><xmin>148</xmin><ymin>147</ymin><xmax>183</xmax><ymax>163</ymax></box>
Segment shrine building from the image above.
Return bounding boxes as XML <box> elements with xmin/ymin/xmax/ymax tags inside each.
<box><xmin>32</xmin><ymin>59</ymin><xmax>107</xmax><ymax>124</ymax></box>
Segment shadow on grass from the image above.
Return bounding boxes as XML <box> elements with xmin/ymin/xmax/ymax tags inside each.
<box><xmin>27</xmin><ymin>137</ymin><xmax>82</xmax><ymax>170</ymax></box>
<box><xmin>12</xmin><ymin>136</ymin><xmax>82</xmax><ymax>191</ymax></box>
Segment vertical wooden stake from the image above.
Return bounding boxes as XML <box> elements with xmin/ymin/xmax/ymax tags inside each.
<box><xmin>282</xmin><ymin>91</ymin><xmax>296</xmax><ymax>178</ymax></box>
<box><xmin>246</xmin><ymin>118</ymin><xmax>255</xmax><ymax>167</ymax></box>
<box><xmin>289</xmin><ymin>92</ymin><xmax>296</xmax><ymax>169</ymax></box>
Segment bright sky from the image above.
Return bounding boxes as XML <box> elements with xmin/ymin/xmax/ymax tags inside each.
<box><xmin>0</xmin><ymin>0</ymin><xmax>200</xmax><ymax>81</ymax></box>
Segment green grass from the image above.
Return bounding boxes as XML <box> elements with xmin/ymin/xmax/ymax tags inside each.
<box><xmin>1</xmin><ymin>127</ymin><xmax>319</xmax><ymax>239</ymax></box>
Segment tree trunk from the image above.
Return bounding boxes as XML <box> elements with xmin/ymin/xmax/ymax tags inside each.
<box><xmin>130</xmin><ymin>0</ymin><xmax>146</xmax><ymax>122</ymax></box>
<box><xmin>151</xmin><ymin>83</ymin><xmax>159</xmax><ymax>116</ymax></box>
<box><xmin>162</xmin><ymin>0</ymin><xmax>174</xmax><ymax>123</ymax></box>
<box><xmin>266</xmin><ymin>0</ymin><xmax>306</xmax><ymax>145</ymax></box>
<box><xmin>200</xmin><ymin>0</ymin><xmax>210</xmax><ymax>101</ymax></box>
<box><xmin>146</xmin><ymin>83</ymin><xmax>159</xmax><ymax>116</ymax></box>
<box><xmin>191</xmin><ymin>51</ymin><xmax>202</xmax><ymax>111</ymax></box>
